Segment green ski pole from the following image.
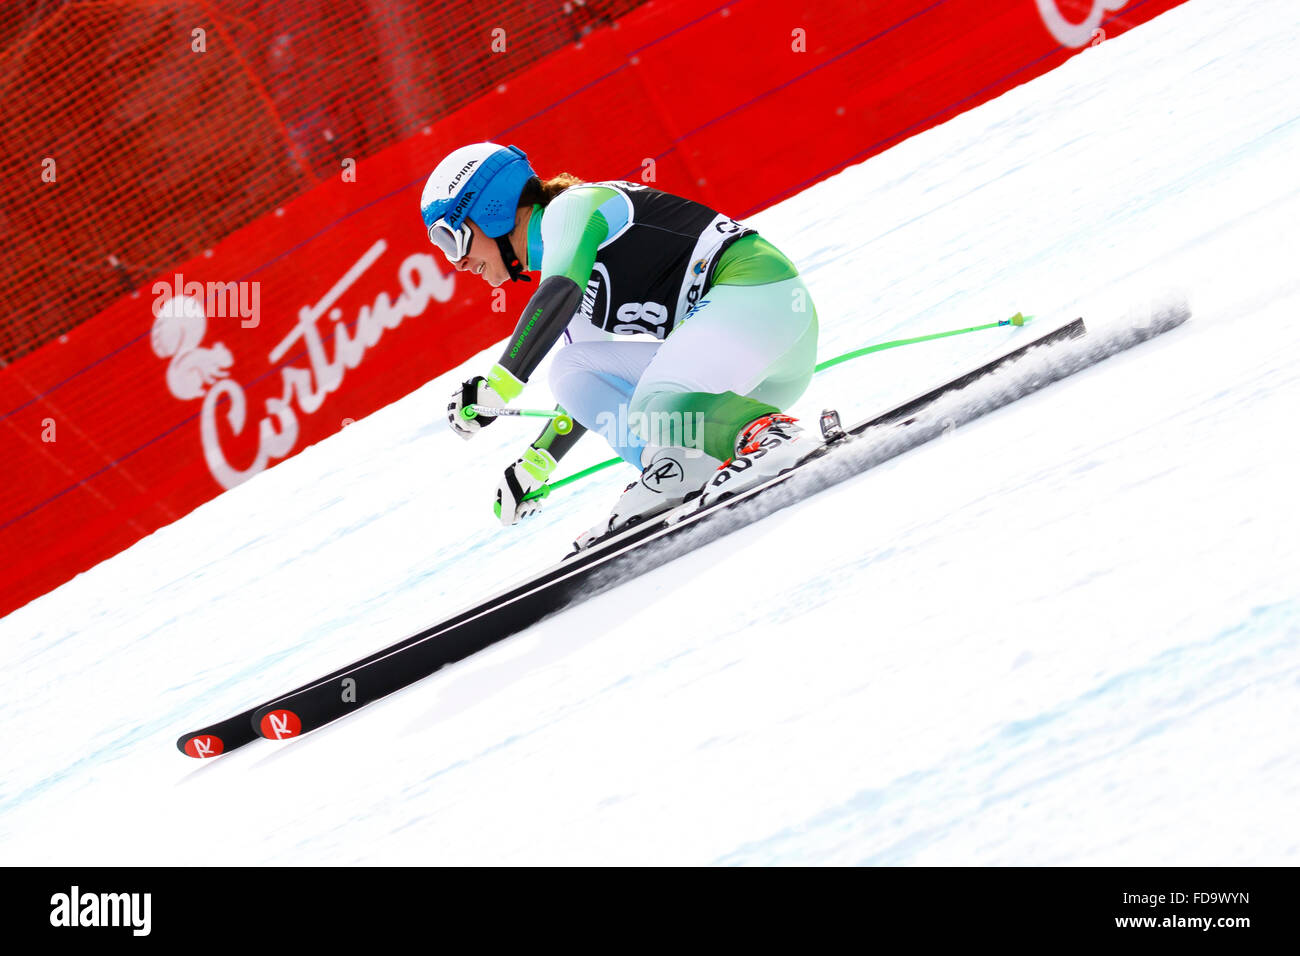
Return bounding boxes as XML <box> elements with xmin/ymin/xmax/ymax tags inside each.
<box><xmin>463</xmin><ymin>404</ymin><xmax>575</xmax><ymax>435</ymax></box>
<box><xmin>532</xmin><ymin>312</ymin><xmax>1034</xmax><ymax>497</ymax></box>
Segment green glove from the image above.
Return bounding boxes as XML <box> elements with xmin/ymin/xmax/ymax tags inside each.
<box><xmin>494</xmin><ymin>446</ymin><xmax>556</xmax><ymax>526</ymax></box>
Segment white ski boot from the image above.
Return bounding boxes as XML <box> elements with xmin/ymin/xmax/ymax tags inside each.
<box><xmin>574</xmin><ymin>445</ymin><xmax>722</xmax><ymax>549</ymax></box>
<box><xmin>697</xmin><ymin>413</ymin><xmax>815</xmax><ymax>506</ymax></box>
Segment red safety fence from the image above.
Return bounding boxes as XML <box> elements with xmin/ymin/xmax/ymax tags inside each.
<box><xmin>1</xmin><ymin>0</ymin><xmax>1188</xmax><ymax>618</ymax></box>
<box><xmin>0</xmin><ymin>0</ymin><xmax>642</xmax><ymax>366</ymax></box>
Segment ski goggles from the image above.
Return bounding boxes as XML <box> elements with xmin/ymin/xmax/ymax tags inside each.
<box><xmin>427</xmin><ymin>218</ymin><xmax>474</xmax><ymax>263</ymax></box>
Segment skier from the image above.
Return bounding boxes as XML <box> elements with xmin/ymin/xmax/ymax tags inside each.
<box><xmin>422</xmin><ymin>142</ymin><xmax>819</xmax><ymax>546</ymax></box>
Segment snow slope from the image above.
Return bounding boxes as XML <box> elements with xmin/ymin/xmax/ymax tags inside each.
<box><xmin>2</xmin><ymin>0</ymin><xmax>1298</xmax><ymax>864</ymax></box>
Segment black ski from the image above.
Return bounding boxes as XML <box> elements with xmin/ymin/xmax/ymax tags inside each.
<box><xmin>179</xmin><ymin>305</ymin><xmax>1186</xmax><ymax>757</ymax></box>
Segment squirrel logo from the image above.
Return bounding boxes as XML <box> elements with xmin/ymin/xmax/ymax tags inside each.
<box><xmin>151</xmin><ymin>295</ymin><xmax>233</xmax><ymax>400</ymax></box>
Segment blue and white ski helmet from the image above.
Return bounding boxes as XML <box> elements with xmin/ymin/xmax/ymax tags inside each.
<box><xmin>419</xmin><ymin>143</ymin><xmax>536</xmax><ymax>241</ymax></box>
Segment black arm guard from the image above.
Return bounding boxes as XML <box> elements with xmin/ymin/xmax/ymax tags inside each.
<box><xmin>498</xmin><ymin>275</ymin><xmax>584</xmax><ymax>382</ymax></box>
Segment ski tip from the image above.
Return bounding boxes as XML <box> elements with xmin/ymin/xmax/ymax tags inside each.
<box><xmin>180</xmin><ymin>734</ymin><xmax>225</xmax><ymax>759</ymax></box>
<box><xmin>258</xmin><ymin>708</ymin><xmax>303</xmax><ymax>740</ymax></box>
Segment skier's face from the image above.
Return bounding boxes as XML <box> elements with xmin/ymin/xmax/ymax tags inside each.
<box><xmin>450</xmin><ymin>220</ymin><xmax>510</xmax><ymax>288</ymax></box>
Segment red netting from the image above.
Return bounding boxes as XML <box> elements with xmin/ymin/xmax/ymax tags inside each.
<box><xmin>0</xmin><ymin>0</ymin><xmax>640</xmax><ymax>365</ymax></box>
